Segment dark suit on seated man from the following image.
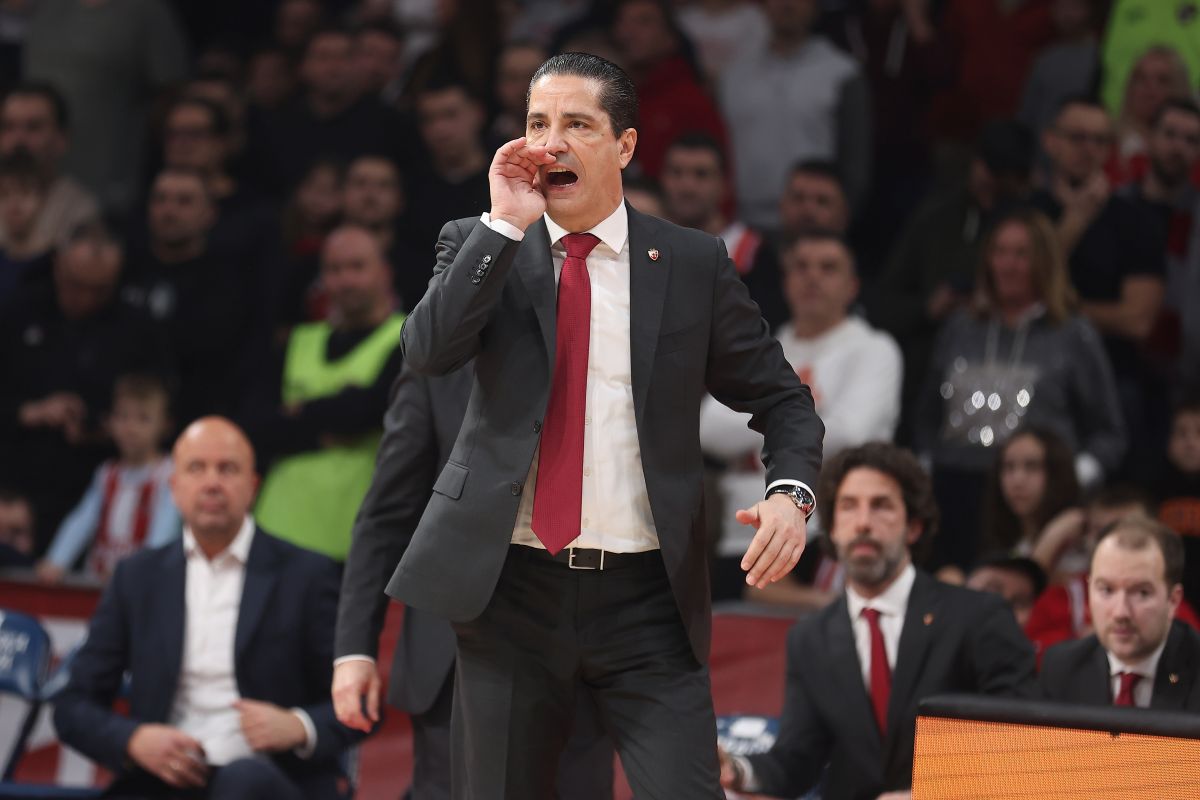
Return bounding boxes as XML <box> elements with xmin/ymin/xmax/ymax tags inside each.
<box><xmin>1041</xmin><ymin>515</ymin><xmax>1200</xmax><ymax>711</ymax></box>
<box><xmin>721</xmin><ymin>444</ymin><xmax>1037</xmax><ymax>800</ymax></box>
<box><xmin>53</xmin><ymin>417</ymin><xmax>362</xmax><ymax>800</ymax></box>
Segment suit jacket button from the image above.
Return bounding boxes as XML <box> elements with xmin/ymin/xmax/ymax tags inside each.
<box><xmin>533</xmin><ymin>420</ymin><xmax>542</xmax><ymax>433</ymax></box>
<box><xmin>482</xmin><ymin>255</ymin><xmax>492</xmax><ymax>263</ymax></box>
<box><xmin>510</xmin><ymin>481</ymin><xmax>522</xmax><ymax>495</ymax></box>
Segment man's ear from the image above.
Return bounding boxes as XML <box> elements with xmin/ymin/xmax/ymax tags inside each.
<box><xmin>617</xmin><ymin>128</ymin><xmax>637</xmax><ymax>169</ymax></box>
<box><xmin>906</xmin><ymin>519</ymin><xmax>924</xmax><ymax>547</ymax></box>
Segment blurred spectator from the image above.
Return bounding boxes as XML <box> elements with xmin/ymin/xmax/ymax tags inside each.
<box><xmin>353</xmin><ymin>18</ymin><xmax>407</xmax><ymax>103</ymax></box>
<box><xmin>0</xmin><ymin>81</ymin><xmax>99</xmax><ymax>255</ymax></box>
<box><xmin>0</xmin><ymin>150</ymin><xmax>53</xmax><ymax>299</ymax></box>
<box><xmin>274</xmin><ymin>0</ymin><xmax>325</xmax><ymax>56</ymax></box>
<box><xmin>929</xmin><ymin>0</ymin><xmax>1054</xmax><ymax>143</ymax></box>
<box><xmin>966</xmin><ymin>554</ymin><xmax>1048</xmax><ymax>628</ymax></box>
<box><xmin>677</xmin><ymin>0</ymin><xmax>769</xmax><ymax>83</ymax></box>
<box><xmin>1159</xmin><ymin>397</ymin><xmax>1200</xmax><ymax>609</ymax></box>
<box><xmin>1099</xmin><ymin>0</ymin><xmax>1200</xmax><ymax>121</ymax></box>
<box><xmin>0</xmin><ymin>488</ymin><xmax>35</xmax><ymax>568</ymax></box>
<box><xmin>250</xmin><ymin>226</ymin><xmax>404</xmax><ymax>562</ymax></box>
<box><xmin>659</xmin><ymin>132</ymin><xmax>759</xmax><ymax>273</ymax></box>
<box><xmin>718</xmin><ymin>0</ymin><xmax>870</xmax><ymax>230</ymax></box>
<box><xmin>622</xmin><ymin>175</ymin><xmax>665</xmax><ymax>218</ymax></box>
<box><xmin>24</xmin><ymin>0</ymin><xmax>188</xmax><ymax>213</ymax></box>
<box><xmin>248</xmin><ymin>26</ymin><xmax>405</xmax><ymax>195</ymax></box>
<box><xmin>342</xmin><ymin>155</ymin><xmax>423</xmax><ymax>312</ymax></box>
<box><xmin>276</xmin><ymin>159</ymin><xmax>344</xmax><ymax>329</ymax></box>
<box><xmin>401</xmin><ymin>0</ymin><xmax>504</xmax><ymax>113</ymax></box>
<box><xmin>610</xmin><ymin>0</ymin><xmax>728</xmax><ymax>181</ymax></box>
<box><xmin>1119</xmin><ymin>100</ymin><xmax>1200</xmax><ymax>384</ymax></box>
<box><xmin>1032</xmin><ymin>96</ymin><xmax>1167</xmax><ymax>476</ymax></box>
<box><xmin>915</xmin><ymin>210</ymin><xmax>1126</xmax><ymax>572</ymax></box>
<box><xmin>749</xmin><ymin>160</ymin><xmax>850</xmax><ymax>330</ymax></box>
<box><xmin>0</xmin><ymin>225</ymin><xmax>169</xmax><ymax>550</ymax></box>
<box><xmin>1111</xmin><ymin>45</ymin><xmax>1192</xmax><ymax>183</ymax></box>
<box><xmin>52</xmin><ymin>417</ymin><xmax>363</xmax><ymax>798</ymax></box>
<box><xmin>1018</xmin><ymin>0</ymin><xmax>1101</xmax><ymax>169</ymax></box>
<box><xmin>404</xmin><ymin>76</ymin><xmax>491</xmax><ymax>256</ymax></box>
<box><xmin>122</xmin><ymin>168</ymin><xmax>258</xmax><ymax>426</ymax></box>
<box><xmin>720</xmin><ymin>443</ymin><xmax>1035</xmax><ymax>798</ymax></box>
<box><xmin>245</xmin><ymin>46</ymin><xmax>298</xmax><ymax>113</ymax></box>
<box><xmin>870</xmin><ymin>120</ymin><xmax>1035</xmax><ymax>444</ymax></box>
<box><xmin>701</xmin><ymin>232</ymin><xmax>901</xmax><ymax>601</ymax></box>
<box><xmin>35</xmin><ymin>373</ymin><xmax>179</xmax><ymax>585</ymax></box>
<box><xmin>1040</xmin><ymin>515</ymin><xmax>1200</xmax><ymax>710</ymax></box>
<box><xmin>981</xmin><ymin>426</ymin><xmax>1083</xmax><ymax>576</ymax></box>
<box><xmin>490</xmin><ymin>40</ymin><xmax>549</xmax><ymax>143</ymax></box>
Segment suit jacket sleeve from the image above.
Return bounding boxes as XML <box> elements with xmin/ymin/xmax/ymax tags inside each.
<box><xmin>301</xmin><ymin>555</ymin><xmax>367</xmax><ymax>760</ymax></box>
<box><xmin>401</xmin><ymin>218</ymin><xmax>520</xmax><ymax>376</ymax></box>
<box><xmin>745</xmin><ymin>625</ymin><xmax>832</xmax><ymax>797</ymax></box>
<box><xmin>968</xmin><ymin>593</ymin><xmax>1039</xmax><ymax>698</ymax></box>
<box><xmin>704</xmin><ymin>237</ymin><xmax>824</xmax><ymax>489</ymax></box>
<box><xmin>51</xmin><ymin>560</ymin><xmax>142</xmax><ymax>771</ymax></box>
<box><xmin>335</xmin><ymin>365</ymin><xmax>438</xmax><ymax>659</ymax></box>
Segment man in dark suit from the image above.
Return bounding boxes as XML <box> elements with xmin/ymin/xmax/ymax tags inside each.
<box><xmin>330</xmin><ymin>362</ymin><xmax>613</xmax><ymax>798</ymax></box>
<box><xmin>389</xmin><ymin>52</ymin><xmax>824</xmax><ymax>798</ymax></box>
<box><xmin>1040</xmin><ymin>514</ymin><xmax>1200</xmax><ymax>710</ymax></box>
<box><xmin>721</xmin><ymin>443</ymin><xmax>1036</xmax><ymax>799</ymax></box>
<box><xmin>53</xmin><ymin>417</ymin><xmax>362</xmax><ymax>799</ymax></box>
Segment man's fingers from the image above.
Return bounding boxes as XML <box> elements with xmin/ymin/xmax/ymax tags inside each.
<box><xmin>762</xmin><ymin>541</ymin><xmax>805</xmax><ymax>585</ymax></box>
<box><xmin>746</xmin><ymin>525</ymin><xmax>786</xmax><ymax>586</ymax></box>
<box><xmin>367</xmin><ymin>675</ymin><xmax>382</xmax><ymax>723</ymax></box>
<box><xmin>333</xmin><ymin>686</ymin><xmax>371</xmax><ymax>731</ymax></box>
<box><xmin>739</xmin><ymin>518</ymin><xmax>770</xmax><ymax>571</ymax></box>
<box><xmin>734</xmin><ymin>506</ymin><xmax>759</xmax><ymax>527</ymax></box>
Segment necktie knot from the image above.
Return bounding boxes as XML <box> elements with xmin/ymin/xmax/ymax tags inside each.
<box><xmin>562</xmin><ymin>232</ymin><xmax>600</xmax><ymax>261</ymax></box>
<box><xmin>1115</xmin><ymin>671</ymin><xmax>1143</xmax><ymax>706</ymax></box>
<box><xmin>861</xmin><ymin>607</ymin><xmax>882</xmax><ymax>627</ymax></box>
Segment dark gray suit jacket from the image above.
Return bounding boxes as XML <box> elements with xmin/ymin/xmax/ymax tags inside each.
<box><xmin>335</xmin><ymin>363</ymin><xmax>472</xmax><ymax>713</ymax></box>
<box><xmin>1039</xmin><ymin>620</ymin><xmax>1200</xmax><ymax>711</ymax></box>
<box><xmin>388</xmin><ymin>205</ymin><xmax>823</xmax><ymax>661</ymax></box>
<box><xmin>747</xmin><ymin>572</ymin><xmax>1037</xmax><ymax>799</ymax></box>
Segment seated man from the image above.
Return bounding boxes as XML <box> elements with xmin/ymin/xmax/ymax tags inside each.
<box><xmin>1040</xmin><ymin>515</ymin><xmax>1200</xmax><ymax>710</ymax></box>
<box><xmin>720</xmin><ymin>442</ymin><xmax>1036</xmax><ymax>799</ymax></box>
<box><xmin>53</xmin><ymin>417</ymin><xmax>363</xmax><ymax>799</ymax></box>
<box><xmin>966</xmin><ymin>553</ymin><xmax>1047</xmax><ymax>629</ymax></box>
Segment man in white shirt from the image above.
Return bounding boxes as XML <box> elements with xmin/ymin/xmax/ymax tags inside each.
<box><xmin>53</xmin><ymin>417</ymin><xmax>362</xmax><ymax>799</ymax></box>
<box><xmin>720</xmin><ymin>443</ymin><xmax>1035</xmax><ymax>799</ymax></box>
<box><xmin>1040</xmin><ymin>514</ymin><xmax>1200</xmax><ymax>711</ymax></box>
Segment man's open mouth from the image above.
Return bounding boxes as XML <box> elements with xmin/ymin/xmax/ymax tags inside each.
<box><xmin>546</xmin><ymin>167</ymin><xmax>578</xmax><ymax>187</ymax></box>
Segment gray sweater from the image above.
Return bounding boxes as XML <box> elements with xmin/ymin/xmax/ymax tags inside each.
<box><xmin>915</xmin><ymin>308</ymin><xmax>1126</xmax><ymax>474</ymax></box>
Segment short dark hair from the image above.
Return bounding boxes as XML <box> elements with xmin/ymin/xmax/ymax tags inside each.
<box><xmin>168</xmin><ymin>96</ymin><xmax>232</xmax><ymax>138</ymax></box>
<box><xmin>1086</xmin><ymin>482</ymin><xmax>1153</xmax><ymax>515</ymax></box>
<box><xmin>976</xmin><ymin>119</ymin><xmax>1035</xmax><ymax>180</ymax></box>
<box><xmin>154</xmin><ymin>166</ymin><xmax>213</xmax><ymax>202</ymax></box>
<box><xmin>817</xmin><ymin>442</ymin><xmax>940</xmax><ymax>562</ymax></box>
<box><xmin>665</xmin><ymin>130</ymin><xmax>726</xmax><ymax>172</ymax></box>
<box><xmin>3</xmin><ymin>81</ymin><xmax>70</xmax><ymax>131</ymax></box>
<box><xmin>1092</xmin><ymin>514</ymin><xmax>1185</xmax><ymax>588</ymax></box>
<box><xmin>415</xmin><ymin>70</ymin><xmax>484</xmax><ymax>106</ymax></box>
<box><xmin>970</xmin><ymin>552</ymin><xmax>1049</xmax><ymax>599</ymax></box>
<box><xmin>782</xmin><ymin>228</ymin><xmax>856</xmax><ymax>273</ymax></box>
<box><xmin>1153</xmin><ymin>97</ymin><xmax>1200</xmax><ymax>129</ymax></box>
<box><xmin>1055</xmin><ymin>94</ymin><xmax>1108</xmax><ymax>121</ymax></box>
<box><xmin>527</xmin><ymin>52</ymin><xmax>638</xmax><ymax>137</ymax></box>
<box><xmin>1172</xmin><ymin>389</ymin><xmax>1200</xmax><ymax>419</ymax></box>
<box><xmin>113</xmin><ymin>373</ymin><xmax>171</xmax><ymax>408</ymax></box>
<box><xmin>789</xmin><ymin>159</ymin><xmax>843</xmax><ymax>188</ymax></box>
<box><xmin>354</xmin><ymin>17</ymin><xmax>404</xmax><ymax>42</ymax></box>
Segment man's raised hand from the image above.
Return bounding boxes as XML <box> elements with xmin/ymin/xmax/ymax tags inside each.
<box><xmin>488</xmin><ymin>137</ymin><xmax>555</xmax><ymax>232</ymax></box>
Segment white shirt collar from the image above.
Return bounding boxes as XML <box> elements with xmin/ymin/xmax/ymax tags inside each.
<box><xmin>543</xmin><ymin>201</ymin><xmax>628</xmax><ymax>257</ymax></box>
<box><xmin>1106</xmin><ymin>636</ymin><xmax>1168</xmax><ymax>681</ymax></box>
<box><xmin>182</xmin><ymin>515</ymin><xmax>256</xmax><ymax>565</ymax></box>
<box><xmin>846</xmin><ymin>563</ymin><xmax>917</xmax><ymax>623</ymax></box>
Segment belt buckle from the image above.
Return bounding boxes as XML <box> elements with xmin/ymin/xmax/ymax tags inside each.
<box><xmin>567</xmin><ymin>547</ymin><xmax>604</xmax><ymax>570</ymax></box>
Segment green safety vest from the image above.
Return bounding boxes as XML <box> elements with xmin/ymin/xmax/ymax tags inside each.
<box><xmin>255</xmin><ymin>314</ymin><xmax>404</xmax><ymax>560</ymax></box>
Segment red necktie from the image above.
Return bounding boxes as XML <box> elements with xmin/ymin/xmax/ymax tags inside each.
<box><xmin>862</xmin><ymin>608</ymin><xmax>891</xmax><ymax>733</ymax></box>
<box><xmin>531</xmin><ymin>232</ymin><xmax>600</xmax><ymax>555</ymax></box>
<box><xmin>1114</xmin><ymin>671</ymin><xmax>1142</xmax><ymax>707</ymax></box>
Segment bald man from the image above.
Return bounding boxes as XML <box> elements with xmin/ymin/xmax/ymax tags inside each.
<box><xmin>250</xmin><ymin>225</ymin><xmax>405</xmax><ymax>561</ymax></box>
<box><xmin>54</xmin><ymin>417</ymin><xmax>363</xmax><ymax>800</ymax></box>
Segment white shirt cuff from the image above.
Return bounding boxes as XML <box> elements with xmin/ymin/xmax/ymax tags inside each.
<box><xmin>732</xmin><ymin>754</ymin><xmax>761</xmax><ymax>792</ymax></box>
<box><xmin>333</xmin><ymin>654</ymin><xmax>376</xmax><ymax>667</ymax></box>
<box><xmin>290</xmin><ymin>708</ymin><xmax>317</xmax><ymax>759</ymax></box>
<box><xmin>480</xmin><ymin>212</ymin><xmax>526</xmax><ymax>241</ymax></box>
<box><xmin>765</xmin><ymin>479</ymin><xmax>817</xmax><ymax>518</ymax></box>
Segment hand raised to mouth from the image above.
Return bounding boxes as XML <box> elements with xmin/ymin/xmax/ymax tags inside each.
<box><xmin>489</xmin><ymin>137</ymin><xmax>557</xmax><ymax>232</ymax></box>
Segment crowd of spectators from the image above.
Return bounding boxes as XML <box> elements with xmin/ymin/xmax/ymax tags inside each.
<box><xmin>2</xmin><ymin>0</ymin><xmax>1200</xmax><ymax>794</ymax></box>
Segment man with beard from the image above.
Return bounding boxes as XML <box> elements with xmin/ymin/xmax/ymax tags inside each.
<box><xmin>1039</xmin><ymin>515</ymin><xmax>1200</xmax><ymax>710</ymax></box>
<box><xmin>720</xmin><ymin>442</ymin><xmax>1035</xmax><ymax>800</ymax></box>
<box><xmin>341</xmin><ymin>155</ymin><xmax>424</xmax><ymax>312</ymax></box>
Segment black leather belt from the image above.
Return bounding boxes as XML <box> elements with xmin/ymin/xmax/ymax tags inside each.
<box><xmin>509</xmin><ymin>544</ymin><xmax>658</xmax><ymax>571</ymax></box>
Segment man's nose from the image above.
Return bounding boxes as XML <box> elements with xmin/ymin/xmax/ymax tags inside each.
<box><xmin>544</xmin><ymin>126</ymin><xmax>568</xmax><ymax>154</ymax></box>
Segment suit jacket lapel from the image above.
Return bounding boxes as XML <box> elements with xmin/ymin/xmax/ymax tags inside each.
<box><xmin>513</xmin><ymin>217</ymin><xmax>557</xmax><ymax>371</ymax></box>
<box><xmin>626</xmin><ymin>205</ymin><xmax>669</xmax><ymax>421</ymax></box>
<box><xmin>825</xmin><ymin>597</ymin><xmax>882</xmax><ymax>748</ymax></box>
<box><xmin>234</xmin><ymin>529</ymin><xmax>278</xmax><ymax>666</ymax></box>
<box><xmin>1151</xmin><ymin>622</ymin><xmax>1193</xmax><ymax>711</ymax></box>
<box><xmin>885</xmin><ymin>573</ymin><xmax>936</xmax><ymax>761</ymax></box>
<box><xmin>1080</xmin><ymin>639</ymin><xmax>1113</xmax><ymax>704</ymax></box>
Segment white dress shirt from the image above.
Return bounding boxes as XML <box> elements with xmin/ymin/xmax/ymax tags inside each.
<box><xmin>1106</xmin><ymin>640</ymin><xmax>1167</xmax><ymax>709</ymax></box>
<box><xmin>169</xmin><ymin>516</ymin><xmax>316</xmax><ymax>764</ymax></box>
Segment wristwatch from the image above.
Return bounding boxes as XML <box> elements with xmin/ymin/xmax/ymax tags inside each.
<box><xmin>766</xmin><ymin>483</ymin><xmax>816</xmax><ymax>520</ymax></box>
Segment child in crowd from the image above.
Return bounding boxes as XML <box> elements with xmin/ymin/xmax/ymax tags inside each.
<box><xmin>34</xmin><ymin>374</ymin><xmax>180</xmax><ymax>584</ymax></box>
<box><xmin>0</xmin><ymin>150</ymin><xmax>52</xmax><ymax>301</ymax></box>
<box><xmin>1158</xmin><ymin>396</ymin><xmax>1200</xmax><ymax>607</ymax></box>
<box><xmin>0</xmin><ymin>488</ymin><xmax>36</xmax><ymax>568</ymax></box>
